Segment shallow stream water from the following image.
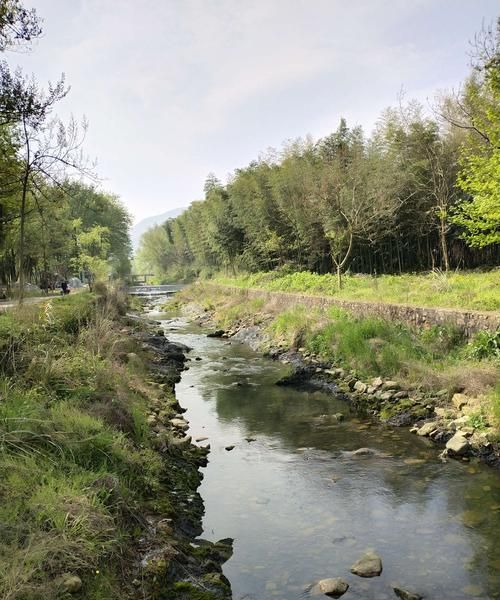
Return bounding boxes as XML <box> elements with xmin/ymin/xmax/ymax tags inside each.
<box><xmin>154</xmin><ymin>309</ymin><xmax>499</xmax><ymax>600</ymax></box>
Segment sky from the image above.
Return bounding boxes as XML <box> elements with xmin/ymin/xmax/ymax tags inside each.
<box><xmin>14</xmin><ymin>0</ymin><xmax>499</xmax><ymax>224</ymax></box>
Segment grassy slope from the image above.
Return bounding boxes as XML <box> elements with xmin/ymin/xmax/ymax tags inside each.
<box><xmin>212</xmin><ymin>270</ymin><xmax>500</xmax><ymax>311</ymax></box>
<box><xmin>0</xmin><ymin>291</ymin><xmax>210</xmax><ymax>599</ymax></box>
<box><xmin>177</xmin><ymin>284</ymin><xmax>500</xmax><ymax>434</ymax></box>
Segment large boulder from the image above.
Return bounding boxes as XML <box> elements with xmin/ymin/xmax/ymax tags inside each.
<box><xmin>312</xmin><ymin>578</ymin><xmax>349</xmax><ymax>597</ymax></box>
<box><xmin>350</xmin><ymin>551</ymin><xmax>383</xmax><ymax>577</ymax></box>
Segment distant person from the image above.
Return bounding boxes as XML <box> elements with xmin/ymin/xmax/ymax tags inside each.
<box><xmin>61</xmin><ymin>280</ymin><xmax>70</xmax><ymax>295</ymax></box>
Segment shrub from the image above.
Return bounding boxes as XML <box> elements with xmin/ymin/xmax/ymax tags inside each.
<box><xmin>467</xmin><ymin>330</ymin><xmax>500</xmax><ymax>360</ymax></box>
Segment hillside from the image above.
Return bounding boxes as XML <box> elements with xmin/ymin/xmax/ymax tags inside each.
<box><xmin>131</xmin><ymin>207</ymin><xmax>185</xmax><ymax>250</ymax></box>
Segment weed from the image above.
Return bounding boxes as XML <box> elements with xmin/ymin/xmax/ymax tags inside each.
<box><xmin>467</xmin><ymin>330</ymin><xmax>500</xmax><ymax>360</ymax></box>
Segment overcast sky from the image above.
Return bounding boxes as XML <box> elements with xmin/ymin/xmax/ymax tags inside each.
<box><xmin>14</xmin><ymin>0</ymin><xmax>499</xmax><ymax>223</ymax></box>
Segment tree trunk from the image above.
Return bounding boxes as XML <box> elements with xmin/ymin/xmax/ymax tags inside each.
<box><xmin>440</xmin><ymin>218</ymin><xmax>450</xmax><ymax>271</ymax></box>
<box><xmin>18</xmin><ymin>171</ymin><xmax>29</xmax><ymax>305</ymax></box>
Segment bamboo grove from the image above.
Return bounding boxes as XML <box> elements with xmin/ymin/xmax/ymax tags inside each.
<box><xmin>137</xmin><ymin>21</ymin><xmax>499</xmax><ymax>285</ymax></box>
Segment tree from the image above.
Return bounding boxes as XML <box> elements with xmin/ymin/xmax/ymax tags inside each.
<box><xmin>445</xmin><ymin>19</ymin><xmax>500</xmax><ymax>248</ymax></box>
<box><xmin>0</xmin><ymin>0</ymin><xmax>41</xmax><ymax>51</ymax></box>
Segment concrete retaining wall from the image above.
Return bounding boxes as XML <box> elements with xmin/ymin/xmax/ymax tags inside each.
<box><xmin>204</xmin><ymin>283</ymin><xmax>500</xmax><ymax>338</ymax></box>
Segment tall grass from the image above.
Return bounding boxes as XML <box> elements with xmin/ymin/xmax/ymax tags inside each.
<box><xmin>0</xmin><ymin>290</ymin><xmax>169</xmax><ymax>598</ymax></box>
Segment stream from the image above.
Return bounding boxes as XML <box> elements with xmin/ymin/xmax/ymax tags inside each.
<box><xmin>152</xmin><ymin>305</ymin><xmax>499</xmax><ymax>600</ymax></box>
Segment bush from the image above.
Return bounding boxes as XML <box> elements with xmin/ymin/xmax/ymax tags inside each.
<box><xmin>467</xmin><ymin>330</ymin><xmax>500</xmax><ymax>360</ymax></box>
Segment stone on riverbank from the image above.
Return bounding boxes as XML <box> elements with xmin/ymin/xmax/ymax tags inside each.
<box><xmin>170</xmin><ymin>418</ymin><xmax>189</xmax><ymax>431</ymax></box>
<box><xmin>446</xmin><ymin>432</ymin><xmax>470</xmax><ymax>456</ymax></box>
<box><xmin>416</xmin><ymin>422</ymin><xmax>439</xmax><ymax>436</ymax></box>
<box><xmin>452</xmin><ymin>393</ymin><xmax>468</xmax><ymax>410</ymax></box>
<box><xmin>350</xmin><ymin>551</ymin><xmax>383</xmax><ymax>577</ymax></box>
<box><xmin>354</xmin><ymin>381</ymin><xmax>367</xmax><ymax>393</ymax></box>
<box><xmin>312</xmin><ymin>577</ymin><xmax>349</xmax><ymax>597</ymax></box>
<box><xmin>207</xmin><ymin>329</ymin><xmax>225</xmax><ymax>338</ymax></box>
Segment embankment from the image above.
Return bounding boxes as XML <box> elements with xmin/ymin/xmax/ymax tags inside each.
<box><xmin>0</xmin><ymin>289</ymin><xmax>232</xmax><ymax>600</ymax></box>
<box><xmin>203</xmin><ymin>283</ymin><xmax>500</xmax><ymax>338</ymax></box>
<box><xmin>173</xmin><ymin>283</ymin><xmax>500</xmax><ymax>467</ymax></box>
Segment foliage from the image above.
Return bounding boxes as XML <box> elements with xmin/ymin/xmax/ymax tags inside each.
<box><xmin>467</xmin><ymin>330</ymin><xmax>500</xmax><ymax>360</ymax></box>
<box><xmin>0</xmin><ymin>1</ymin><xmax>131</xmax><ymax>293</ymax></box>
<box><xmin>450</xmin><ymin>20</ymin><xmax>500</xmax><ymax>248</ymax></box>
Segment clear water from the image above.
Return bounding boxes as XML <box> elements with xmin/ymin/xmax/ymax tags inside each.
<box><xmin>158</xmin><ymin>312</ymin><xmax>500</xmax><ymax>600</ymax></box>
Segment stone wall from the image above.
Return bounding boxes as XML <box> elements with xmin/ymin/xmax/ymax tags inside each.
<box><xmin>204</xmin><ymin>284</ymin><xmax>500</xmax><ymax>338</ymax></box>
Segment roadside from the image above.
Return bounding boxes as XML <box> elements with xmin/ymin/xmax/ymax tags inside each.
<box><xmin>0</xmin><ymin>288</ymin><xmax>87</xmax><ymax>311</ymax></box>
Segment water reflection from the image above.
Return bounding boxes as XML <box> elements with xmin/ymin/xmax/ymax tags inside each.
<box><xmin>161</xmin><ymin>315</ymin><xmax>500</xmax><ymax>600</ymax></box>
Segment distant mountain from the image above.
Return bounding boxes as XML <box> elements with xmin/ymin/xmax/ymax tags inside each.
<box><xmin>131</xmin><ymin>207</ymin><xmax>185</xmax><ymax>251</ymax></box>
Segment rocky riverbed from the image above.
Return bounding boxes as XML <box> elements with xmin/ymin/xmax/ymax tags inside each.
<box><xmin>181</xmin><ymin>301</ymin><xmax>499</xmax><ymax>468</ymax></box>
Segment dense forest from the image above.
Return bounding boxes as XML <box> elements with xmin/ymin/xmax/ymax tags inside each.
<box><xmin>137</xmin><ymin>20</ymin><xmax>499</xmax><ymax>286</ymax></box>
<box><xmin>0</xmin><ymin>0</ymin><xmax>131</xmax><ymax>295</ymax></box>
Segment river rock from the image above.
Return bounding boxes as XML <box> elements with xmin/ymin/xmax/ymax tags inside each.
<box><xmin>170</xmin><ymin>418</ymin><xmax>189</xmax><ymax>431</ymax></box>
<box><xmin>61</xmin><ymin>575</ymin><xmax>82</xmax><ymax>594</ymax></box>
<box><xmin>393</xmin><ymin>587</ymin><xmax>422</xmax><ymax>600</ymax></box>
<box><xmin>372</xmin><ymin>376</ymin><xmax>383</xmax><ymax>388</ymax></box>
<box><xmin>146</xmin><ymin>414</ymin><xmax>158</xmax><ymax>426</ymax></box>
<box><xmin>207</xmin><ymin>329</ymin><xmax>225</xmax><ymax>338</ymax></box>
<box><xmin>351</xmin><ymin>448</ymin><xmax>375</xmax><ymax>456</ymax></box>
<box><xmin>324</xmin><ymin>368</ymin><xmax>344</xmax><ymax>378</ymax></box>
<box><xmin>416</xmin><ymin>422</ymin><xmax>439</xmax><ymax>436</ymax></box>
<box><xmin>452</xmin><ymin>393</ymin><xmax>468</xmax><ymax>410</ymax></box>
<box><xmin>312</xmin><ymin>577</ymin><xmax>349</xmax><ymax>597</ymax></box>
<box><xmin>446</xmin><ymin>432</ymin><xmax>470</xmax><ymax>456</ymax></box>
<box><xmin>383</xmin><ymin>380</ymin><xmax>399</xmax><ymax>390</ymax></box>
<box><xmin>380</xmin><ymin>391</ymin><xmax>394</xmax><ymax>401</ymax></box>
<box><xmin>225</xmin><ymin>445</ymin><xmax>235</xmax><ymax>451</ymax></box>
<box><xmin>354</xmin><ymin>381</ymin><xmax>367</xmax><ymax>393</ymax></box>
<box><xmin>449</xmin><ymin>415</ymin><xmax>469</xmax><ymax>429</ymax></box>
<box><xmin>350</xmin><ymin>551</ymin><xmax>383</xmax><ymax>577</ymax></box>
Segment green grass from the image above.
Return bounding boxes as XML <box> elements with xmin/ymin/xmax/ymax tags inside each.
<box><xmin>211</xmin><ymin>269</ymin><xmax>500</xmax><ymax>311</ymax></box>
<box><xmin>267</xmin><ymin>304</ymin><xmax>471</xmax><ymax>379</ymax></box>
<box><xmin>0</xmin><ymin>291</ymin><xmax>176</xmax><ymax>598</ymax></box>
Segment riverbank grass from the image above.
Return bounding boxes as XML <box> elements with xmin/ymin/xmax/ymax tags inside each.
<box><xmin>0</xmin><ymin>291</ymin><xmax>172</xmax><ymax>599</ymax></box>
<box><xmin>211</xmin><ymin>269</ymin><xmax>500</xmax><ymax>311</ymax></box>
